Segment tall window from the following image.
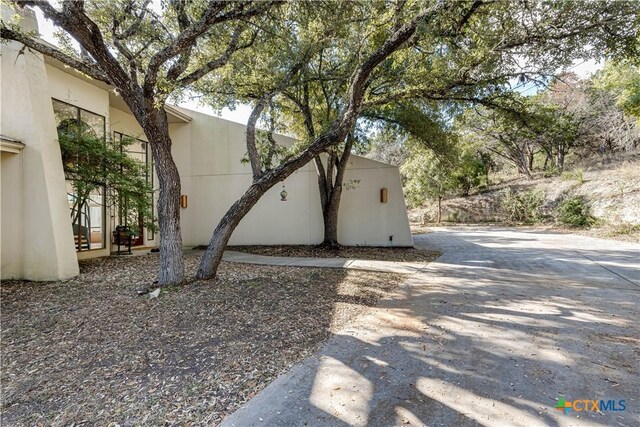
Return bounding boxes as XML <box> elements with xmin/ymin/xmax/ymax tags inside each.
<box><xmin>114</xmin><ymin>132</ymin><xmax>155</xmax><ymax>243</ymax></box>
<box><xmin>52</xmin><ymin>99</ymin><xmax>106</xmax><ymax>251</ymax></box>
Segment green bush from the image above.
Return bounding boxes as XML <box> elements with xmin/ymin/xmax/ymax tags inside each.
<box><xmin>501</xmin><ymin>189</ymin><xmax>545</xmax><ymax>223</ymax></box>
<box><xmin>561</xmin><ymin>168</ymin><xmax>585</xmax><ymax>183</ymax></box>
<box><xmin>556</xmin><ymin>196</ymin><xmax>596</xmax><ymax>227</ymax></box>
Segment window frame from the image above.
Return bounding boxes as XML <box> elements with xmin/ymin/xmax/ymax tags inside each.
<box><xmin>52</xmin><ymin>98</ymin><xmax>107</xmax><ymax>252</ymax></box>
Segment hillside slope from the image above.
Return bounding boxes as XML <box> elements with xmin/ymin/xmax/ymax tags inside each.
<box><xmin>410</xmin><ymin>157</ymin><xmax>640</xmax><ymax>240</ymax></box>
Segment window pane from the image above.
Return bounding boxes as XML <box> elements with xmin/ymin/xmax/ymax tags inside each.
<box><xmin>55</xmin><ymin>100</ymin><xmax>107</xmax><ymax>252</ymax></box>
<box><xmin>80</xmin><ymin>109</ymin><xmax>105</xmax><ymax>140</ymax></box>
<box><xmin>67</xmin><ymin>182</ymin><xmax>105</xmax><ymax>251</ymax></box>
<box><xmin>114</xmin><ymin>132</ymin><xmax>154</xmax><ymax>244</ymax></box>
<box><xmin>53</xmin><ymin>99</ymin><xmax>76</xmax><ymax>122</ymax></box>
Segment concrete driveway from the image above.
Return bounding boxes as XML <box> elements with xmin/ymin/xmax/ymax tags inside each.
<box><xmin>222</xmin><ymin>227</ymin><xmax>640</xmax><ymax>427</ymax></box>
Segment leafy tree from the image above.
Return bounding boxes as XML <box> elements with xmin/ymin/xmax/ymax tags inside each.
<box><xmin>56</xmin><ymin>119</ymin><xmax>155</xmax><ymax>249</ymax></box>
<box><xmin>458</xmin><ymin>100</ymin><xmax>540</xmax><ymax>178</ymax></box>
<box><xmin>2</xmin><ymin>0</ymin><xmax>277</xmax><ymax>285</ymax></box>
<box><xmin>401</xmin><ymin>148</ymin><xmax>455</xmax><ymax>222</ymax></box>
<box><xmin>596</xmin><ymin>61</ymin><xmax>640</xmax><ymax>121</ymax></box>
<box><xmin>541</xmin><ymin>71</ymin><xmax>640</xmax><ymax>157</ymax></box>
<box><xmin>451</xmin><ymin>147</ymin><xmax>488</xmax><ymax>197</ymax></box>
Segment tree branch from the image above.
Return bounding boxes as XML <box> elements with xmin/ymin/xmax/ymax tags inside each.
<box><xmin>246</xmin><ymin>96</ymin><xmax>270</xmax><ymax>181</ymax></box>
<box><xmin>144</xmin><ymin>0</ymin><xmax>279</xmax><ymax>94</ymax></box>
<box><xmin>175</xmin><ymin>26</ymin><xmax>252</xmax><ymax>88</ymax></box>
<box><xmin>0</xmin><ymin>27</ymin><xmax>112</xmax><ymax>84</ymax></box>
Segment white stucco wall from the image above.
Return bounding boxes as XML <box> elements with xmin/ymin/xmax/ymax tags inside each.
<box><xmin>1</xmin><ymin>6</ymin><xmax>79</xmax><ymax>280</ymax></box>
<box><xmin>172</xmin><ymin>107</ymin><xmax>412</xmax><ymax>247</ymax></box>
<box><xmin>46</xmin><ymin>64</ymin><xmax>110</xmax><ymax>119</ymax></box>
<box><xmin>338</xmin><ymin>156</ymin><xmax>413</xmax><ymax>246</ymax></box>
<box><xmin>172</xmin><ymin>107</ymin><xmax>322</xmax><ymax>246</ymax></box>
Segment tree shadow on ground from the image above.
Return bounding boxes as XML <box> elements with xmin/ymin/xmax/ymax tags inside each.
<box><xmin>225</xmin><ymin>231</ymin><xmax>639</xmax><ymax>426</ymax></box>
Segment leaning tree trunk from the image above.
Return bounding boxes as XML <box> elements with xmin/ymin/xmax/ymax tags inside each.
<box><xmin>196</xmin><ymin>182</ymin><xmax>269</xmax><ymax>280</ymax></box>
<box><xmin>143</xmin><ymin>110</ymin><xmax>185</xmax><ymax>286</ymax></box>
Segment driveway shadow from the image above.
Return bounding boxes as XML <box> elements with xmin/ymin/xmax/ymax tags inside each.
<box><xmin>223</xmin><ymin>228</ymin><xmax>640</xmax><ymax>427</ymax></box>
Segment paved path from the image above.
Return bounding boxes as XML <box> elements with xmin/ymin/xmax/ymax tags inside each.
<box><xmin>223</xmin><ymin>250</ymin><xmax>428</xmax><ymax>274</ymax></box>
<box><xmin>222</xmin><ymin>227</ymin><xmax>640</xmax><ymax>427</ymax></box>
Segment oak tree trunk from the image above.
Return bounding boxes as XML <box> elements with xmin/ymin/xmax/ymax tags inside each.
<box><xmin>516</xmin><ymin>150</ymin><xmax>533</xmax><ymax>180</ymax></box>
<box><xmin>195</xmin><ymin>182</ymin><xmax>270</xmax><ymax>279</ymax></box>
<box><xmin>322</xmin><ymin>186</ymin><xmax>342</xmax><ymax>247</ymax></box>
<box><xmin>318</xmin><ymin>136</ymin><xmax>353</xmax><ymax>247</ymax></box>
<box><xmin>142</xmin><ymin>109</ymin><xmax>185</xmax><ymax>285</ymax></box>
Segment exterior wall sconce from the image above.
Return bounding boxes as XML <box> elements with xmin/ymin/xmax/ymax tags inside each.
<box><xmin>280</xmin><ymin>185</ymin><xmax>288</xmax><ymax>202</ymax></box>
<box><xmin>180</xmin><ymin>195</ymin><xmax>188</xmax><ymax>209</ymax></box>
<box><xmin>380</xmin><ymin>187</ymin><xmax>388</xmax><ymax>203</ymax></box>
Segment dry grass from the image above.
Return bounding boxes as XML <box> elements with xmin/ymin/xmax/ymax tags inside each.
<box><xmin>229</xmin><ymin>245</ymin><xmax>440</xmax><ymax>263</ymax></box>
<box><xmin>1</xmin><ymin>252</ymin><xmax>405</xmax><ymax>426</ymax></box>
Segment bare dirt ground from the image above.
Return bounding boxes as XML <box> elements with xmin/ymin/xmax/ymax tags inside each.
<box><xmin>229</xmin><ymin>245</ymin><xmax>440</xmax><ymax>263</ymax></box>
<box><xmin>0</xmin><ymin>252</ymin><xmax>404</xmax><ymax>426</ymax></box>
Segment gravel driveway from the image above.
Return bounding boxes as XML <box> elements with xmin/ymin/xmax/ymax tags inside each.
<box><xmin>223</xmin><ymin>226</ymin><xmax>640</xmax><ymax>427</ymax></box>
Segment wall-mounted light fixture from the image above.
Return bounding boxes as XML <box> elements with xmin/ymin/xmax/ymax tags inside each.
<box><xmin>180</xmin><ymin>195</ymin><xmax>188</xmax><ymax>208</ymax></box>
<box><xmin>280</xmin><ymin>185</ymin><xmax>288</xmax><ymax>202</ymax></box>
<box><xmin>380</xmin><ymin>188</ymin><xmax>388</xmax><ymax>203</ymax></box>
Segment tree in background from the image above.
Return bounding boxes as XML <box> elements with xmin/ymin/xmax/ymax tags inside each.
<box><xmin>596</xmin><ymin>61</ymin><xmax>640</xmax><ymax>122</ymax></box>
<box><xmin>458</xmin><ymin>99</ymin><xmax>544</xmax><ymax>179</ymax></box>
<box><xmin>450</xmin><ymin>147</ymin><xmax>488</xmax><ymax>197</ymax></box>
<box><xmin>402</xmin><ymin>148</ymin><xmax>455</xmax><ymax>223</ymax></box>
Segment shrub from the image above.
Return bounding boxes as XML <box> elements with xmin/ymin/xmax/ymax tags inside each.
<box><xmin>561</xmin><ymin>168</ymin><xmax>585</xmax><ymax>183</ymax></box>
<box><xmin>606</xmin><ymin>223</ymin><xmax>640</xmax><ymax>237</ymax></box>
<box><xmin>501</xmin><ymin>189</ymin><xmax>545</xmax><ymax>223</ymax></box>
<box><xmin>556</xmin><ymin>196</ymin><xmax>596</xmax><ymax>227</ymax></box>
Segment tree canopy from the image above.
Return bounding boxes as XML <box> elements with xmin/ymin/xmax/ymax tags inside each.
<box><xmin>2</xmin><ymin>0</ymin><xmax>638</xmax><ymax>281</ymax></box>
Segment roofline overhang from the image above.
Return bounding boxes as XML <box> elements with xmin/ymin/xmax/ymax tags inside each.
<box><xmin>42</xmin><ymin>48</ymin><xmax>191</xmax><ymax>124</ymax></box>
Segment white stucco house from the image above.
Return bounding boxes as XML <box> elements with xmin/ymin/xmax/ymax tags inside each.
<box><xmin>0</xmin><ymin>9</ymin><xmax>413</xmax><ymax>281</ymax></box>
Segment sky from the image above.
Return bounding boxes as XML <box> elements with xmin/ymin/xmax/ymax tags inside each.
<box><xmin>33</xmin><ymin>7</ymin><xmax>604</xmax><ymax>125</ymax></box>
